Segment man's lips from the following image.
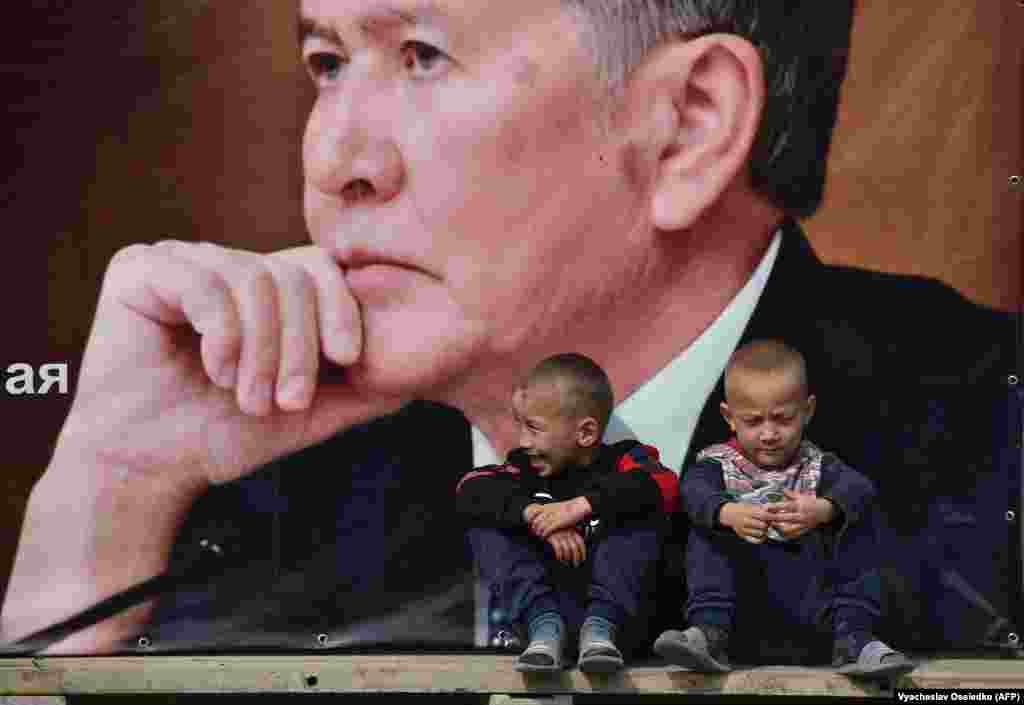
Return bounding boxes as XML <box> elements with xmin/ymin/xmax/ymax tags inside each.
<box><xmin>330</xmin><ymin>245</ymin><xmax>437</xmax><ymax>280</ymax></box>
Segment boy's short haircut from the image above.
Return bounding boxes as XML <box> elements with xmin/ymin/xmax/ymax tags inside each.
<box><xmin>724</xmin><ymin>339</ymin><xmax>809</xmax><ymax>400</ymax></box>
<box><xmin>525</xmin><ymin>353</ymin><xmax>615</xmax><ymax>433</ymax></box>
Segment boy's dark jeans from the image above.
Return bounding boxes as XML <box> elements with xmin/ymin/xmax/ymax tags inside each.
<box><xmin>467</xmin><ymin>518</ymin><xmax>663</xmax><ymax>653</ymax></box>
<box><xmin>686</xmin><ymin>508</ymin><xmax>883</xmax><ymax>665</ymax></box>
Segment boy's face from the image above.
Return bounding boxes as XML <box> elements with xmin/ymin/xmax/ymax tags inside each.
<box><xmin>512</xmin><ymin>381</ymin><xmax>594</xmax><ymax>478</ymax></box>
<box><xmin>720</xmin><ymin>368</ymin><xmax>816</xmax><ymax>469</ymax></box>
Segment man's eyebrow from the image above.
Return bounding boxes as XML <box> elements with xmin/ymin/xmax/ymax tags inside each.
<box><xmin>298</xmin><ymin>4</ymin><xmax>450</xmax><ymax>45</ymax></box>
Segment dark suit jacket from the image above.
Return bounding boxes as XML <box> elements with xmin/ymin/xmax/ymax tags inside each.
<box><xmin>148</xmin><ymin>219</ymin><xmax>1021</xmax><ymax>654</ymax></box>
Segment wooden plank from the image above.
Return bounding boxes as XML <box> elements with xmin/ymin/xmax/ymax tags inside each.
<box><xmin>1</xmin><ymin>655</ymin><xmax>1022</xmax><ymax>697</ymax></box>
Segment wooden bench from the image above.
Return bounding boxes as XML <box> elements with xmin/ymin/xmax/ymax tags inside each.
<box><xmin>3</xmin><ymin>653</ymin><xmax>1023</xmax><ymax>701</ymax></box>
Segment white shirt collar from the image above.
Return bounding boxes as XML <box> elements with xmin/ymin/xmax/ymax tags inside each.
<box><xmin>471</xmin><ymin>229</ymin><xmax>782</xmax><ymax>474</ymax></box>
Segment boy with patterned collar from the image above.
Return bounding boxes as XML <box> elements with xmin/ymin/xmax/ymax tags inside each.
<box><xmin>456</xmin><ymin>353</ymin><xmax>679</xmax><ymax>673</ymax></box>
<box><xmin>655</xmin><ymin>340</ymin><xmax>915</xmax><ymax>680</ymax></box>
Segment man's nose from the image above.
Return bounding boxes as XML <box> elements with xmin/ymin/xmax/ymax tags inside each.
<box><xmin>760</xmin><ymin>425</ymin><xmax>781</xmax><ymax>443</ymax></box>
<box><xmin>304</xmin><ymin>88</ymin><xmax>405</xmax><ymax>207</ymax></box>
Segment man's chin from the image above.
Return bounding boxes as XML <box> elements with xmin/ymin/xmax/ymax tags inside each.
<box><xmin>346</xmin><ymin>320</ymin><xmax>483</xmax><ymax>404</ymax></box>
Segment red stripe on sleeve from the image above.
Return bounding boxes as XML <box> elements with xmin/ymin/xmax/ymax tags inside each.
<box><xmin>455</xmin><ymin>464</ymin><xmax>519</xmax><ymax>493</ymax></box>
<box><xmin>617</xmin><ymin>444</ymin><xmax>661</xmax><ymax>472</ymax></box>
<box><xmin>651</xmin><ymin>469</ymin><xmax>681</xmax><ymax>513</ymax></box>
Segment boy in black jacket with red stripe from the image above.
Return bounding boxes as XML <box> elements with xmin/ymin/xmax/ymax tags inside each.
<box><xmin>456</xmin><ymin>353</ymin><xmax>679</xmax><ymax>673</ymax></box>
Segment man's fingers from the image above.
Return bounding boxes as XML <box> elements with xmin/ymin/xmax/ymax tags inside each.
<box><xmin>157</xmin><ymin>241</ymin><xmax>282</xmax><ymax>416</ymax></box>
<box><xmin>261</xmin><ymin>257</ymin><xmax>320</xmax><ymax>411</ymax></box>
<box><xmin>275</xmin><ymin>246</ymin><xmax>361</xmax><ymax>366</ymax></box>
<box><xmin>104</xmin><ymin>244</ymin><xmax>242</xmax><ymax>389</ymax></box>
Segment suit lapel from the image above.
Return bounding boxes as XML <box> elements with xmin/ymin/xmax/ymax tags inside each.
<box><xmin>684</xmin><ymin>219</ymin><xmax>828</xmax><ymax>470</ymax></box>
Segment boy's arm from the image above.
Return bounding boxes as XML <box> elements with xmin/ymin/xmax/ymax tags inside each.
<box><xmin>817</xmin><ymin>454</ymin><xmax>877</xmax><ymax>529</ymax></box>
<box><xmin>581</xmin><ymin>444</ymin><xmax>679</xmax><ymax>520</ymax></box>
<box><xmin>455</xmin><ymin>463</ymin><xmax>536</xmax><ymax>528</ymax></box>
<box><xmin>680</xmin><ymin>458</ymin><xmax>734</xmax><ymax>530</ymax></box>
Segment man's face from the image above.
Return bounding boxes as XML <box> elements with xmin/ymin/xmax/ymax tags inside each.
<box><xmin>721</xmin><ymin>369</ymin><xmax>815</xmax><ymax>469</ymax></box>
<box><xmin>301</xmin><ymin>0</ymin><xmax>644</xmax><ymax>398</ymax></box>
<box><xmin>512</xmin><ymin>382</ymin><xmax>585</xmax><ymax>478</ymax></box>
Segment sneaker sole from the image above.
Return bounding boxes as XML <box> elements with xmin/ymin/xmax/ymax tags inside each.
<box><xmin>514</xmin><ymin>660</ymin><xmax>563</xmax><ymax>673</ymax></box>
<box><xmin>837</xmin><ymin>660</ymin><xmax>916</xmax><ymax>681</ymax></box>
<box><xmin>578</xmin><ymin>653</ymin><xmax>625</xmax><ymax>674</ymax></box>
<box><xmin>653</xmin><ymin>635</ymin><xmax>731</xmax><ymax>673</ymax></box>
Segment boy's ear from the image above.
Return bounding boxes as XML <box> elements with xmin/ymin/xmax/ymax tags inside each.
<box><xmin>719</xmin><ymin>401</ymin><xmax>736</xmax><ymax>432</ymax></box>
<box><xmin>619</xmin><ymin>33</ymin><xmax>765</xmax><ymax>232</ymax></box>
<box><xmin>577</xmin><ymin>417</ymin><xmax>601</xmax><ymax>448</ymax></box>
<box><xmin>805</xmin><ymin>394</ymin><xmax>817</xmax><ymax>425</ymax></box>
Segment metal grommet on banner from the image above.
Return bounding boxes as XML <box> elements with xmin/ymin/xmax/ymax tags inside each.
<box><xmin>199</xmin><ymin>538</ymin><xmax>224</xmax><ymax>557</ymax></box>
<box><xmin>316</xmin><ymin>633</ymin><xmax>329</xmax><ymax>647</ymax></box>
<box><xmin>1008</xmin><ymin>374</ymin><xmax>1020</xmax><ymax>386</ymax></box>
<box><xmin>137</xmin><ymin>635</ymin><xmax>152</xmax><ymax>649</ymax></box>
<box><xmin>1010</xmin><ymin>175</ymin><xmax>1022</xmax><ymax>189</ymax></box>
<box><xmin>305</xmin><ymin>674</ymin><xmax>319</xmax><ymax>688</ymax></box>
<box><xmin>1009</xmin><ymin>633</ymin><xmax>1020</xmax><ymax>647</ymax></box>
<box><xmin>1007</xmin><ymin>510</ymin><xmax>1017</xmax><ymax>523</ymax></box>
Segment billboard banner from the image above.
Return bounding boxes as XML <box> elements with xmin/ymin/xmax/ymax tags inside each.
<box><xmin>1</xmin><ymin>1</ymin><xmax>1020</xmax><ymax>663</ymax></box>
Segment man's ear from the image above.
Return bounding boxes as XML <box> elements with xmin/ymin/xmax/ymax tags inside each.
<box><xmin>719</xmin><ymin>401</ymin><xmax>737</xmax><ymax>433</ymax></box>
<box><xmin>576</xmin><ymin>417</ymin><xmax>600</xmax><ymax>448</ymax></box>
<box><xmin>624</xmin><ymin>34</ymin><xmax>765</xmax><ymax>232</ymax></box>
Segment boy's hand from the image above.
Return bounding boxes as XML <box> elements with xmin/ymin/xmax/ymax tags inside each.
<box><xmin>522</xmin><ymin>503</ymin><xmax>545</xmax><ymax>524</ymax></box>
<box><xmin>767</xmin><ymin>489</ymin><xmax>835</xmax><ymax>539</ymax></box>
<box><xmin>528</xmin><ymin>497</ymin><xmax>592</xmax><ymax>539</ymax></box>
<box><xmin>718</xmin><ymin>502</ymin><xmax>774</xmax><ymax>543</ymax></box>
<box><xmin>545</xmin><ymin>529</ymin><xmax>586</xmax><ymax>566</ymax></box>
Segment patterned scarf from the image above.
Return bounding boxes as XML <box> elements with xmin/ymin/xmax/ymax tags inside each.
<box><xmin>697</xmin><ymin>438</ymin><xmax>825</xmax><ymax>542</ymax></box>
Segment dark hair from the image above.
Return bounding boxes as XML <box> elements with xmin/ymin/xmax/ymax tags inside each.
<box><xmin>724</xmin><ymin>338</ymin><xmax>809</xmax><ymax>400</ymax></box>
<box><xmin>525</xmin><ymin>353</ymin><xmax>615</xmax><ymax>433</ymax></box>
<box><xmin>562</xmin><ymin>0</ymin><xmax>856</xmax><ymax>218</ymax></box>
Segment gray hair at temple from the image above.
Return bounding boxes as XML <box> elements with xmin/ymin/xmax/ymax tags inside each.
<box><xmin>562</xmin><ymin>0</ymin><xmax>857</xmax><ymax>218</ymax></box>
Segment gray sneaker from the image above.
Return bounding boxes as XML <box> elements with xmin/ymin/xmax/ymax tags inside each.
<box><xmin>654</xmin><ymin>626</ymin><xmax>732</xmax><ymax>673</ymax></box>
<box><xmin>836</xmin><ymin>639</ymin><xmax>916</xmax><ymax>681</ymax></box>
<box><xmin>515</xmin><ymin>614</ymin><xmax>566</xmax><ymax>673</ymax></box>
<box><xmin>577</xmin><ymin>616</ymin><xmax>624</xmax><ymax>674</ymax></box>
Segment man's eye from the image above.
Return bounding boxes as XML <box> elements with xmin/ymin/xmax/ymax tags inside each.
<box><xmin>400</xmin><ymin>40</ymin><xmax>448</xmax><ymax>76</ymax></box>
<box><xmin>306</xmin><ymin>51</ymin><xmax>345</xmax><ymax>82</ymax></box>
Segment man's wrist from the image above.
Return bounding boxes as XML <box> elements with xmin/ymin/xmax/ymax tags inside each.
<box><xmin>2</xmin><ymin>451</ymin><xmax>206</xmax><ymax>651</ymax></box>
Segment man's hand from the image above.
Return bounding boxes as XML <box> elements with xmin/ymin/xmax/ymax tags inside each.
<box><xmin>765</xmin><ymin>489</ymin><xmax>835</xmax><ymax>539</ymax></box>
<box><xmin>2</xmin><ymin>241</ymin><xmax>406</xmax><ymax>653</ymax></box>
<box><xmin>717</xmin><ymin>502</ymin><xmax>774</xmax><ymax>543</ymax></box>
<box><xmin>528</xmin><ymin>497</ymin><xmax>592</xmax><ymax>539</ymax></box>
<box><xmin>63</xmin><ymin>241</ymin><xmax>406</xmax><ymax>485</ymax></box>
<box><xmin>545</xmin><ymin>528</ymin><xmax>586</xmax><ymax>566</ymax></box>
